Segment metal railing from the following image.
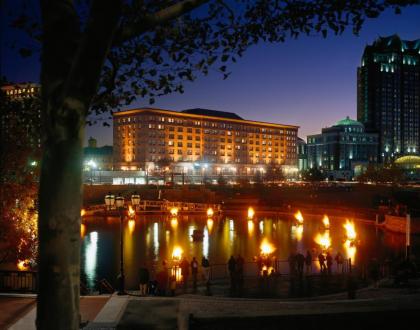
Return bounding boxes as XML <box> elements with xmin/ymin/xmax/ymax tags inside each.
<box><xmin>0</xmin><ymin>270</ymin><xmax>37</xmax><ymax>293</ymax></box>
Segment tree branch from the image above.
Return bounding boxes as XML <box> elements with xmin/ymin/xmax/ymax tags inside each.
<box><xmin>117</xmin><ymin>0</ymin><xmax>210</xmax><ymax>43</ymax></box>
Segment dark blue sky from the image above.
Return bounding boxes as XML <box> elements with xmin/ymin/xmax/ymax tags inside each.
<box><xmin>2</xmin><ymin>5</ymin><xmax>420</xmax><ymax>146</ymax></box>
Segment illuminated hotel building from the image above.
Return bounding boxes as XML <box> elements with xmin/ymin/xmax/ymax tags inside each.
<box><xmin>113</xmin><ymin>108</ymin><xmax>298</xmax><ymax>177</ymax></box>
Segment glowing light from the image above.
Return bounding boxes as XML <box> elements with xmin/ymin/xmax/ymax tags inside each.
<box><xmin>128</xmin><ymin>219</ymin><xmax>135</xmax><ymax>234</ymax></box>
<box><xmin>170</xmin><ymin>207</ymin><xmax>179</xmax><ymax>216</ymax></box>
<box><xmin>315</xmin><ymin>231</ymin><xmax>331</xmax><ymax>250</ymax></box>
<box><xmin>260</xmin><ymin>238</ymin><xmax>275</xmax><ymax>256</ymax></box>
<box><xmin>207</xmin><ymin>208</ymin><xmax>214</xmax><ymax>217</ymax></box>
<box><xmin>259</xmin><ymin>221</ymin><xmax>264</xmax><ymax>234</ymax></box>
<box><xmin>344</xmin><ymin>220</ymin><xmax>356</xmax><ymax>241</ymax></box>
<box><xmin>247</xmin><ymin>220</ymin><xmax>254</xmax><ymax>235</ymax></box>
<box><xmin>81</xmin><ymin>209</ymin><xmax>86</xmax><ymax>217</ymax></box>
<box><xmin>247</xmin><ymin>207</ymin><xmax>255</xmax><ymax>220</ymax></box>
<box><xmin>294</xmin><ymin>210</ymin><xmax>304</xmax><ymax>224</ymax></box>
<box><xmin>170</xmin><ymin>217</ymin><xmax>178</xmax><ymax>229</ymax></box>
<box><xmin>172</xmin><ymin>246</ymin><xmax>183</xmax><ymax>261</ymax></box>
<box><xmin>17</xmin><ymin>260</ymin><xmax>29</xmax><ymax>271</ymax></box>
<box><xmin>153</xmin><ymin>222</ymin><xmax>159</xmax><ymax>259</ymax></box>
<box><xmin>84</xmin><ymin>231</ymin><xmax>98</xmax><ymax>288</ymax></box>
<box><xmin>80</xmin><ymin>223</ymin><xmax>86</xmax><ymax>237</ymax></box>
<box><xmin>207</xmin><ymin>218</ymin><xmax>214</xmax><ymax>232</ymax></box>
<box><xmin>322</xmin><ymin>215</ymin><xmax>330</xmax><ymax>229</ymax></box>
<box><xmin>292</xmin><ymin>225</ymin><xmax>303</xmax><ymax>241</ymax></box>
<box><xmin>344</xmin><ymin>239</ymin><xmax>357</xmax><ymax>261</ymax></box>
<box><xmin>128</xmin><ymin>205</ymin><xmax>135</xmax><ymax>217</ymax></box>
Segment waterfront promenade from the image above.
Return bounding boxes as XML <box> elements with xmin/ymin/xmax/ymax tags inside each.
<box><xmin>4</xmin><ymin>278</ymin><xmax>420</xmax><ymax>329</ymax></box>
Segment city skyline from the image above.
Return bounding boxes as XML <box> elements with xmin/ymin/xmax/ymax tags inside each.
<box><xmin>2</xmin><ymin>6</ymin><xmax>420</xmax><ymax>146</ymax></box>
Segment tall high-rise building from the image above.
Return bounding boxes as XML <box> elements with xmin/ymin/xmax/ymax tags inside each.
<box><xmin>113</xmin><ymin>108</ymin><xmax>298</xmax><ymax>177</ymax></box>
<box><xmin>357</xmin><ymin>35</ymin><xmax>420</xmax><ymax>162</ymax></box>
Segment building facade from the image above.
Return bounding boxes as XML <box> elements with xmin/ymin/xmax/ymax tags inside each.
<box><xmin>113</xmin><ymin>108</ymin><xmax>298</xmax><ymax>178</ymax></box>
<box><xmin>357</xmin><ymin>35</ymin><xmax>420</xmax><ymax>162</ymax></box>
<box><xmin>307</xmin><ymin>117</ymin><xmax>378</xmax><ymax>180</ymax></box>
<box><xmin>297</xmin><ymin>137</ymin><xmax>308</xmax><ymax>172</ymax></box>
<box><xmin>83</xmin><ymin>137</ymin><xmax>113</xmax><ymax>171</ymax></box>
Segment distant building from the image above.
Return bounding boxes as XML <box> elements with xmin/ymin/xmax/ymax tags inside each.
<box><xmin>113</xmin><ymin>107</ymin><xmax>298</xmax><ymax>180</ymax></box>
<box><xmin>307</xmin><ymin>117</ymin><xmax>378</xmax><ymax>180</ymax></box>
<box><xmin>357</xmin><ymin>35</ymin><xmax>420</xmax><ymax>162</ymax></box>
<box><xmin>83</xmin><ymin>137</ymin><xmax>113</xmax><ymax>171</ymax></box>
<box><xmin>297</xmin><ymin>137</ymin><xmax>308</xmax><ymax>171</ymax></box>
<box><xmin>1</xmin><ymin>83</ymin><xmax>41</xmax><ymax>150</ymax></box>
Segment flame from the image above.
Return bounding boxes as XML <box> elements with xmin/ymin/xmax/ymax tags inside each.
<box><xmin>344</xmin><ymin>239</ymin><xmax>356</xmax><ymax>261</ymax></box>
<box><xmin>247</xmin><ymin>220</ymin><xmax>254</xmax><ymax>235</ymax></box>
<box><xmin>315</xmin><ymin>231</ymin><xmax>331</xmax><ymax>250</ymax></box>
<box><xmin>17</xmin><ymin>260</ymin><xmax>29</xmax><ymax>271</ymax></box>
<box><xmin>128</xmin><ymin>219</ymin><xmax>135</xmax><ymax>234</ymax></box>
<box><xmin>248</xmin><ymin>207</ymin><xmax>255</xmax><ymax>220</ymax></box>
<box><xmin>80</xmin><ymin>223</ymin><xmax>86</xmax><ymax>237</ymax></box>
<box><xmin>322</xmin><ymin>215</ymin><xmax>330</xmax><ymax>228</ymax></box>
<box><xmin>207</xmin><ymin>208</ymin><xmax>214</xmax><ymax>217</ymax></box>
<box><xmin>260</xmin><ymin>238</ymin><xmax>275</xmax><ymax>256</ymax></box>
<box><xmin>292</xmin><ymin>225</ymin><xmax>303</xmax><ymax>241</ymax></box>
<box><xmin>81</xmin><ymin>209</ymin><xmax>86</xmax><ymax>217</ymax></box>
<box><xmin>172</xmin><ymin>246</ymin><xmax>183</xmax><ymax>261</ymax></box>
<box><xmin>294</xmin><ymin>210</ymin><xmax>304</xmax><ymax>224</ymax></box>
<box><xmin>128</xmin><ymin>205</ymin><xmax>135</xmax><ymax>217</ymax></box>
<box><xmin>170</xmin><ymin>207</ymin><xmax>179</xmax><ymax>216</ymax></box>
<box><xmin>170</xmin><ymin>217</ymin><xmax>178</xmax><ymax>229</ymax></box>
<box><xmin>344</xmin><ymin>220</ymin><xmax>356</xmax><ymax>241</ymax></box>
<box><xmin>207</xmin><ymin>218</ymin><xmax>214</xmax><ymax>232</ymax></box>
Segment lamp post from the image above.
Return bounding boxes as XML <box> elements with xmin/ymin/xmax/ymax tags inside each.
<box><xmin>115</xmin><ymin>194</ymin><xmax>126</xmax><ymax>295</ymax></box>
<box><xmin>104</xmin><ymin>193</ymin><xmax>115</xmax><ymax>211</ymax></box>
<box><xmin>131</xmin><ymin>192</ymin><xmax>141</xmax><ymax>211</ymax></box>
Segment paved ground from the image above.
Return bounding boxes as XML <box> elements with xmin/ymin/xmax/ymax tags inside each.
<box><xmin>1</xmin><ymin>295</ymin><xmax>110</xmax><ymax>329</ymax></box>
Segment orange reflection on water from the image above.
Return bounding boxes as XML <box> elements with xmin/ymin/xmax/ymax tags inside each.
<box><xmin>128</xmin><ymin>219</ymin><xmax>135</xmax><ymax>234</ymax></box>
<box><xmin>247</xmin><ymin>220</ymin><xmax>254</xmax><ymax>235</ymax></box>
<box><xmin>170</xmin><ymin>217</ymin><xmax>178</xmax><ymax>229</ymax></box>
<box><xmin>207</xmin><ymin>218</ymin><xmax>214</xmax><ymax>232</ymax></box>
<box><xmin>80</xmin><ymin>223</ymin><xmax>86</xmax><ymax>237</ymax></box>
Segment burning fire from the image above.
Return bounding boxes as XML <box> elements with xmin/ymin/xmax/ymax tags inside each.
<box><xmin>170</xmin><ymin>217</ymin><xmax>178</xmax><ymax>229</ymax></box>
<box><xmin>292</xmin><ymin>225</ymin><xmax>303</xmax><ymax>241</ymax></box>
<box><xmin>294</xmin><ymin>210</ymin><xmax>304</xmax><ymax>224</ymax></box>
<box><xmin>247</xmin><ymin>220</ymin><xmax>254</xmax><ymax>235</ymax></box>
<box><xmin>80</xmin><ymin>223</ymin><xmax>86</xmax><ymax>237</ymax></box>
<box><xmin>170</xmin><ymin>207</ymin><xmax>179</xmax><ymax>216</ymax></box>
<box><xmin>344</xmin><ymin>220</ymin><xmax>356</xmax><ymax>241</ymax></box>
<box><xmin>172</xmin><ymin>246</ymin><xmax>183</xmax><ymax>261</ymax></box>
<box><xmin>128</xmin><ymin>205</ymin><xmax>135</xmax><ymax>217</ymax></box>
<box><xmin>207</xmin><ymin>208</ymin><xmax>214</xmax><ymax>217</ymax></box>
<box><xmin>80</xmin><ymin>209</ymin><xmax>86</xmax><ymax>217</ymax></box>
<box><xmin>128</xmin><ymin>219</ymin><xmax>135</xmax><ymax>234</ymax></box>
<box><xmin>315</xmin><ymin>231</ymin><xmax>331</xmax><ymax>250</ymax></box>
<box><xmin>248</xmin><ymin>207</ymin><xmax>255</xmax><ymax>220</ymax></box>
<box><xmin>17</xmin><ymin>260</ymin><xmax>29</xmax><ymax>271</ymax></box>
<box><xmin>260</xmin><ymin>238</ymin><xmax>275</xmax><ymax>256</ymax></box>
<box><xmin>322</xmin><ymin>215</ymin><xmax>330</xmax><ymax>229</ymax></box>
<box><xmin>207</xmin><ymin>218</ymin><xmax>214</xmax><ymax>232</ymax></box>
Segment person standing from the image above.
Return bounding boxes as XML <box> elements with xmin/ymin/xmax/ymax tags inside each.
<box><xmin>191</xmin><ymin>257</ymin><xmax>199</xmax><ymax>293</ymax></box>
<box><xmin>201</xmin><ymin>256</ymin><xmax>210</xmax><ymax>284</ymax></box>
<box><xmin>296</xmin><ymin>252</ymin><xmax>305</xmax><ymax>277</ymax></box>
<box><xmin>326</xmin><ymin>252</ymin><xmax>333</xmax><ymax>275</ymax></box>
<box><xmin>228</xmin><ymin>256</ymin><xmax>236</xmax><ymax>295</ymax></box>
<box><xmin>139</xmin><ymin>266</ymin><xmax>149</xmax><ymax>296</ymax></box>
<box><xmin>335</xmin><ymin>252</ymin><xmax>344</xmax><ymax>273</ymax></box>
<box><xmin>305</xmin><ymin>250</ymin><xmax>313</xmax><ymax>274</ymax></box>
<box><xmin>236</xmin><ymin>254</ymin><xmax>245</xmax><ymax>296</ymax></box>
<box><xmin>180</xmin><ymin>257</ymin><xmax>190</xmax><ymax>293</ymax></box>
<box><xmin>318</xmin><ymin>253</ymin><xmax>326</xmax><ymax>274</ymax></box>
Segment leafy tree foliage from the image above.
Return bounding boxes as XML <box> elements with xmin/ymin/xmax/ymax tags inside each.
<box><xmin>302</xmin><ymin>167</ymin><xmax>325</xmax><ymax>181</ymax></box>
<box><xmin>0</xmin><ymin>86</ymin><xmax>40</xmax><ymax>266</ymax></box>
<box><xmin>357</xmin><ymin>164</ymin><xmax>405</xmax><ymax>184</ymax></box>
<box><xmin>264</xmin><ymin>162</ymin><xmax>285</xmax><ymax>183</ymax></box>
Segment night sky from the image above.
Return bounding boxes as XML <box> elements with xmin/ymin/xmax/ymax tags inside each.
<box><xmin>2</xmin><ymin>5</ymin><xmax>420</xmax><ymax>146</ymax></box>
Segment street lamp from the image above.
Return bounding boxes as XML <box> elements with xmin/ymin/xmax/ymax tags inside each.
<box><xmin>131</xmin><ymin>192</ymin><xmax>141</xmax><ymax>211</ymax></box>
<box><xmin>115</xmin><ymin>194</ymin><xmax>126</xmax><ymax>295</ymax></box>
<box><xmin>104</xmin><ymin>193</ymin><xmax>115</xmax><ymax>211</ymax></box>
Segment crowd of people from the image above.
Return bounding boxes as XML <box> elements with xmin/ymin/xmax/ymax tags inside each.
<box><xmin>287</xmin><ymin>250</ymin><xmax>346</xmax><ymax>277</ymax></box>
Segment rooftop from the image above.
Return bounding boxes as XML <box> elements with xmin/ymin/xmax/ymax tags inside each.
<box><xmin>181</xmin><ymin>108</ymin><xmax>243</xmax><ymax>120</ymax></box>
<box><xmin>335</xmin><ymin>116</ymin><xmax>363</xmax><ymax>127</ymax></box>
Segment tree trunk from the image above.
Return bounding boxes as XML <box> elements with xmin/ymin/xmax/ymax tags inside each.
<box><xmin>37</xmin><ymin>106</ymin><xmax>84</xmax><ymax>329</ymax></box>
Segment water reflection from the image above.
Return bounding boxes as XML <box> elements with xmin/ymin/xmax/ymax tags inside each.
<box><xmin>84</xmin><ymin>231</ymin><xmax>98</xmax><ymax>288</ymax></box>
<box><xmin>80</xmin><ymin>214</ymin><xmax>418</xmax><ymax>290</ymax></box>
